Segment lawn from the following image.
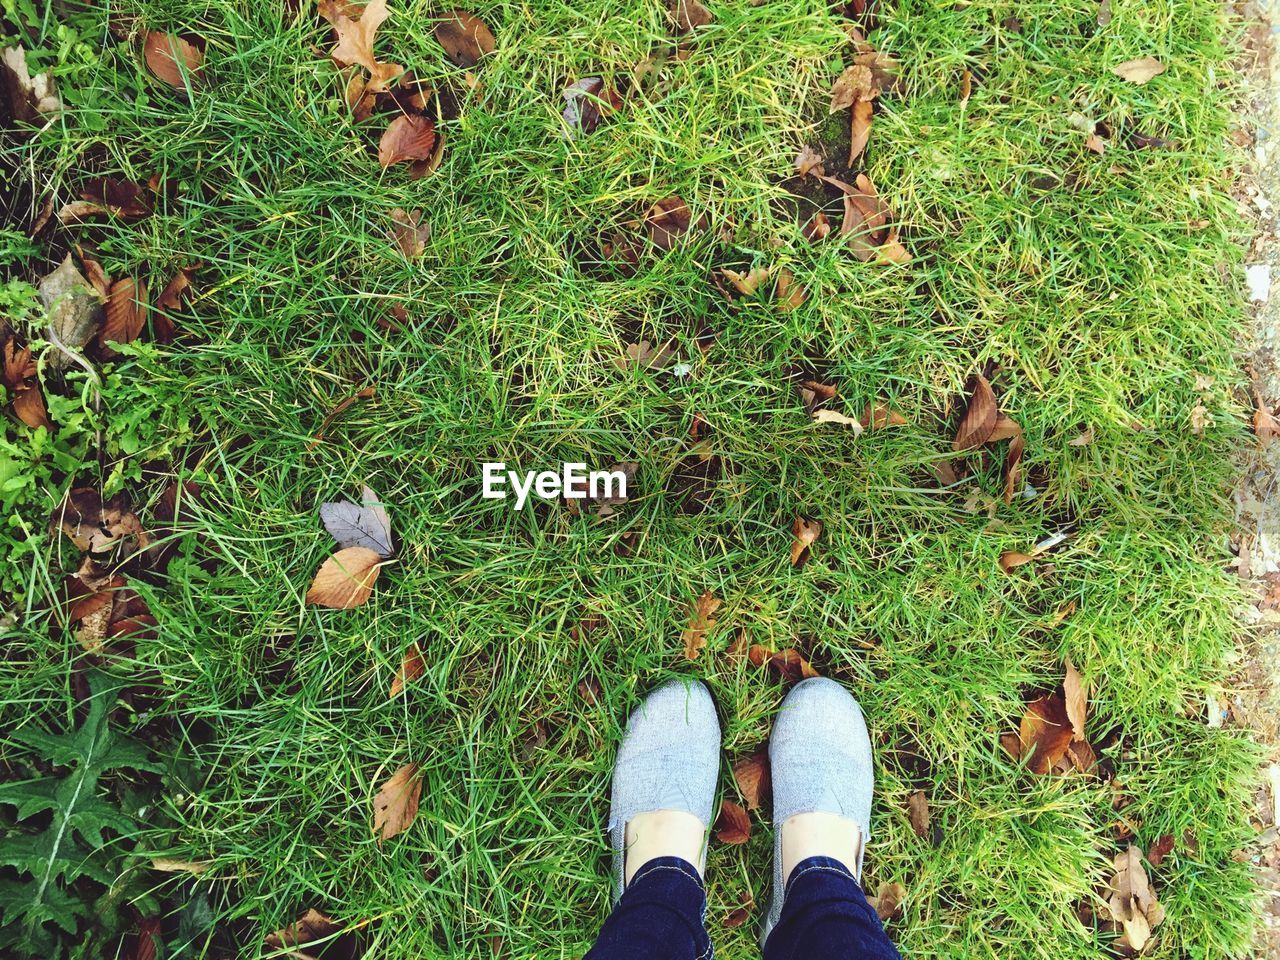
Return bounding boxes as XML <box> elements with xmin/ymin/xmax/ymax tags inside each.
<box><xmin>0</xmin><ymin>0</ymin><xmax>1266</xmax><ymax>957</ymax></box>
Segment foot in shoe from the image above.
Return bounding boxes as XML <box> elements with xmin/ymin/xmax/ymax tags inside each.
<box><xmin>607</xmin><ymin>680</ymin><xmax>721</xmax><ymax>898</ymax></box>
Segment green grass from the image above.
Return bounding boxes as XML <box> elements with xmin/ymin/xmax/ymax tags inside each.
<box><xmin>1</xmin><ymin>0</ymin><xmax>1266</xmax><ymax>956</ymax></box>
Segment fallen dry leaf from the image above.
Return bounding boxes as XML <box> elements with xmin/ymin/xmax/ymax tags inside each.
<box><xmin>871</xmin><ymin>881</ymin><xmax>905</xmax><ymax>920</ymax></box>
<box><xmin>56</xmin><ymin>489</ymin><xmax>151</xmax><ymax>556</ymax></box>
<box><xmin>389</xmin><ymin>207</ymin><xmax>430</xmax><ymax>257</ymax></box>
<box><xmin>373</xmin><ymin>762</ymin><xmax>422</xmax><ymax>842</ymax></box>
<box><xmin>3</xmin><ymin>339</ymin><xmax>51</xmax><ymax>430</ymax></box>
<box><xmin>306</xmin><ymin>546</ymin><xmax>383</xmax><ymax>608</ymax></box>
<box><xmin>331</xmin><ymin>0</ymin><xmax>402</xmax><ymax>91</ymax></box>
<box><xmin>757</xmin><ymin>647</ymin><xmax>819</xmax><ymax>684</ymax></box>
<box><xmin>1147</xmin><ymin>834</ymin><xmax>1175</xmax><ymax>867</ymax></box>
<box><xmin>721</xmin><ymin>266</ymin><xmax>769</xmax><ymax>296</ymax></box>
<box><xmin>153</xmin><ymin>265</ymin><xmax>196</xmax><ymax>342</ymax></box>
<box><xmin>795</xmin><ymin>144</ymin><xmax>825</xmax><ymax>178</ymax></box>
<box><xmin>435</xmin><ymin>10</ymin><xmax>496</xmax><ymax>68</ymax></box>
<box><xmin>812</xmin><ymin>408</ymin><xmax>865</xmax><ymax>433</ymax></box>
<box><xmin>724</xmin><ymin>891</ymin><xmax>754</xmax><ymax>928</ymax></box>
<box><xmin>615</xmin><ymin>339</ymin><xmax>677</xmax><ymax>371</ymax></box>
<box><xmin>1112</xmin><ymin>56</ymin><xmax>1165</xmax><ymax>85</ymax></box>
<box><xmin>379</xmin><ymin>115</ymin><xmax>437</xmax><ymax>168</ymax></box>
<box><xmin>953</xmin><ymin>375</ymin><xmax>997</xmax><ymax>451</ymax></box>
<box><xmin>682</xmin><ymin>589</ymin><xmax>721</xmax><ymax>659</ymax></box>
<box><xmin>1015</xmin><ymin>692</ymin><xmax>1074</xmax><ymax>774</ymax></box>
<box><xmin>907</xmin><ymin>790</ymin><xmax>930</xmax><ymax>839</ymax></box>
<box><xmin>849</xmin><ymin>98</ymin><xmax>873</xmax><ymax>165</ymax></box>
<box><xmin>774</xmin><ymin>269</ymin><xmax>806</xmax><ymax>312</ymax></box>
<box><xmin>1064</xmin><ymin>658</ymin><xmax>1087</xmax><ymax>742</ymax></box>
<box><xmin>389</xmin><ymin>640</ymin><xmax>425</xmax><ymax>697</ymax></box>
<box><xmin>1</xmin><ymin>45</ymin><xmax>60</xmax><ymax>123</ymax></box>
<box><xmin>562</xmin><ymin>77</ymin><xmax>620</xmax><ymax>137</ymax></box>
<box><xmin>732</xmin><ymin>747</ymin><xmax>771</xmax><ymax>811</ymax></box>
<box><xmin>40</xmin><ymin>255</ymin><xmax>103</xmax><ymax>367</ymax></box>
<box><xmin>802</xmin><ymin>211</ymin><xmax>831</xmax><ymax>242</ymax></box>
<box><xmin>143</xmin><ymin>32</ymin><xmax>205</xmax><ymax>90</ymax></box>
<box><xmin>998</xmin><ymin>550</ymin><xmax>1036</xmax><ymax>573</ymax></box>
<box><xmin>646</xmin><ymin>196</ymin><xmax>700</xmax><ymax>250</ymax></box>
<box><xmin>1107</xmin><ymin>844</ymin><xmax>1165</xmax><ymax>951</ymax></box>
<box><xmin>79</xmin><ymin>177</ymin><xmax>151</xmax><ymax>219</ymax></box>
<box><xmin>790</xmin><ymin>516</ymin><xmax>822</xmax><ymax>567</ymax></box>
<box><xmin>265</xmin><ymin>908</ymin><xmax>342</xmax><ymax>955</ymax></box>
<box><xmin>861</xmin><ymin>403</ymin><xmax>907</xmax><ymax>430</ymax></box>
<box><xmin>1003</xmin><ymin>433</ymin><xmax>1025</xmax><ymax>505</ymax></box>
<box><xmin>320</xmin><ymin>484</ymin><xmax>395</xmax><ymax>557</ymax></box>
<box><xmin>959</xmin><ymin>68</ymin><xmax>972</xmax><ymax>105</ymax></box>
<box><xmin>714</xmin><ymin>799</ymin><xmax>751</xmax><ymax>844</ymax></box>
<box><xmin>101</xmin><ymin>278</ymin><xmax>148</xmax><ymax>349</ymax></box>
<box><xmin>671</xmin><ymin>0</ymin><xmax>713</xmax><ymax>32</ymax></box>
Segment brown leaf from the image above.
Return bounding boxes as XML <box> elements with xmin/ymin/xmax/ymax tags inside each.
<box><xmin>562</xmin><ymin>77</ymin><xmax>620</xmax><ymax>136</ymax></box>
<box><xmin>56</xmin><ymin>489</ymin><xmax>151</xmax><ymax>555</ymax></box>
<box><xmin>615</xmin><ymin>339</ymin><xmax>677</xmax><ymax>371</ymax></box>
<box><xmin>724</xmin><ymin>891</ymin><xmax>754</xmax><ymax>928</ymax></box>
<box><xmin>1107</xmin><ymin>844</ymin><xmax>1165</xmax><ymax>951</ymax></box>
<box><xmin>872</xmin><ymin>881</ymin><xmax>905</xmax><ymax>920</ymax></box>
<box><xmin>795</xmin><ymin>144</ymin><xmax>825</xmax><ymax>178</ymax></box>
<box><xmin>988</xmin><ymin>414</ymin><xmax>1021</xmax><ymax>443</ymax></box>
<box><xmin>379</xmin><ymin>115</ymin><xmax>437</xmax><ymax>168</ymax></box>
<box><xmin>849</xmin><ymin>98</ymin><xmax>873</xmax><ymax>165</ymax></box>
<box><xmin>435</xmin><ymin>10</ymin><xmax>496</xmax><ymax>68</ymax></box>
<box><xmin>12</xmin><ymin>382</ymin><xmax>51</xmax><ymax>430</ymax></box>
<box><xmin>1017</xmin><ymin>693</ymin><xmax>1074</xmax><ymax>774</ymax></box>
<box><xmin>80</xmin><ymin>177</ymin><xmax>151</xmax><ymax>219</ymax></box>
<box><xmin>373</xmin><ymin>762</ymin><xmax>422</xmax><ymax>842</ymax></box>
<box><xmin>101</xmin><ymin>278</ymin><xmax>148</xmax><ymax>349</ymax></box>
<box><xmin>959</xmin><ymin>68</ymin><xmax>972</xmax><ymax>105</ymax></box>
<box><xmin>790</xmin><ymin>516</ymin><xmax>822</xmax><ymax>567</ymax></box>
<box><xmin>389</xmin><ymin>207</ymin><xmax>430</xmax><ymax>256</ymax></box>
<box><xmin>721</xmin><ymin>266</ymin><xmax>770</xmax><ymax>296</ymax></box>
<box><xmin>732</xmin><ymin>747</ymin><xmax>771</xmax><ymax>811</ymax></box>
<box><xmin>646</xmin><ymin>196</ymin><xmax>698</xmax><ymax>250</ymax></box>
<box><xmin>1002</xmin><ymin>433</ymin><xmax>1025</xmax><ymax>505</ymax></box>
<box><xmin>266</xmin><ymin>908</ymin><xmax>341</xmax><ymax>953</ymax></box>
<box><xmin>802</xmin><ymin>211</ymin><xmax>831</xmax><ymax>242</ymax></box>
<box><xmin>998</xmin><ymin>550</ymin><xmax>1036</xmax><ymax>573</ymax></box>
<box><xmin>130</xmin><ymin>916</ymin><xmax>161</xmax><ymax>960</ymax></box>
<box><xmin>907</xmin><ymin>790</ymin><xmax>930</xmax><ymax>838</ymax></box>
<box><xmin>1112</xmin><ymin>57</ymin><xmax>1165</xmax><ymax>85</ymax></box>
<box><xmin>578</xmin><ymin>675</ymin><xmax>603</xmax><ymax>705</ymax></box>
<box><xmin>331</xmin><ymin>0</ymin><xmax>402</xmax><ymax>90</ymax></box>
<box><xmin>952</xmin><ymin>375</ymin><xmax>997</xmax><ymax>451</ymax></box>
<box><xmin>714</xmin><ymin>799</ymin><xmax>751</xmax><ymax>844</ymax></box>
<box><xmin>306</xmin><ymin>546</ymin><xmax>382</xmax><ymax>608</ymax></box>
<box><xmin>389</xmin><ymin>640</ymin><xmax>425</xmax><ymax>697</ymax></box>
<box><xmin>1063</xmin><ymin>657</ymin><xmax>1087</xmax><ymax>741</ymax></box>
<box><xmin>154</xmin><ymin>265</ymin><xmax>196</xmax><ymax>342</ymax></box>
<box><xmin>860</xmin><ymin>403</ymin><xmax>907</xmax><ymax>430</ymax></box>
<box><xmin>767</xmin><ymin>648</ymin><xmax>819</xmax><ymax>684</ymax></box>
<box><xmin>1255</xmin><ymin>396</ymin><xmax>1279</xmax><ymax>448</ymax></box>
<box><xmin>672</xmin><ymin>0</ymin><xmax>713</xmax><ymax>32</ymax></box>
<box><xmin>830</xmin><ymin>64</ymin><xmax>879</xmax><ymax>113</ymax></box>
<box><xmin>143</xmin><ymin>32</ymin><xmax>205</xmax><ymax>90</ymax></box>
<box><xmin>774</xmin><ymin>268</ymin><xmax>806</xmax><ymax>313</ymax></box>
<box><xmin>1147</xmin><ymin>834</ymin><xmax>1175</xmax><ymax>867</ymax></box>
<box><xmin>682</xmin><ymin>589</ymin><xmax>721</xmax><ymax>659</ymax></box>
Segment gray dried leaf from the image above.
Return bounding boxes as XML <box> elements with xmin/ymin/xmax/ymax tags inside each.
<box><xmin>320</xmin><ymin>484</ymin><xmax>394</xmax><ymax>557</ymax></box>
<box><xmin>40</xmin><ymin>255</ymin><xmax>103</xmax><ymax>369</ymax></box>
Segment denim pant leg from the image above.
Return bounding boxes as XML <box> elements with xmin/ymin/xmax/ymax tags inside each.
<box><xmin>585</xmin><ymin>857</ymin><xmax>712</xmax><ymax>960</ymax></box>
<box><xmin>763</xmin><ymin>856</ymin><xmax>901</xmax><ymax>960</ymax></box>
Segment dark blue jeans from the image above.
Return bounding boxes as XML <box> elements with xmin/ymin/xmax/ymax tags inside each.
<box><xmin>585</xmin><ymin>855</ymin><xmax>901</xmax><ymax>960</ymax></box>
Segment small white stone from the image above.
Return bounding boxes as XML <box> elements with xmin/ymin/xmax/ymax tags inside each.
<box><xmin>1247</xmin><ymin>263</ymin><xmax>1272</xmax><ymax>303</ymax></box>
<box><xmin>671</xmin><ymin>362</ymin><xmax>692</xmax><ymax>377</ymax></box>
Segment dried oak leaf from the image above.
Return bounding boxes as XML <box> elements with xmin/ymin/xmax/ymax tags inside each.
<box><xmin>952</xmin><ymin>374</ymin><xmax>997</xmax><ymax>451</ymax></box>
<box><xmin>266</xmin><ymin>908</ymin><xmax>343</xmax><ymax>954</ymax></box>
<box><xmin>101</xmin><ymin>278</ymin><xmax>148</xmax><ymax>350</ymax></box>
<box><xmin>1107</xmin><ymin>844</ymin><xmax>1165</xmax><ymax>951</ymax></box>
<box><xmin>306</xmin><ymin>546</ymin><xmax>383</xmax><ymax>608</ymax></box>
<box><xmin>615</xmin><ymin>339</ymin><xmax>677</xmax><ymax>371</ymax></box>
<box><xmin>871</xmin><ymin>881</ymin><xmax>905</xmax><ymax>920</ymax></box>
<box><xmin>671</xmin><ymin>0</ymin><xmax>713</xmax><ymax>33</ymax></box>
<box><xmin>143</xmin><ymin>32</ymin><xmax>205</xmax><ymax>90</ymax></box>
<box><xmin>732</xmin><ymin>747</ymin><xmax>771</xmax><ymax>811</ymax></box>
<box><xmin>389</xmin><ymin>641</ymin><xmax>426</xmax><ymax>697</ymax></box>
<box><xmin>795</xmin><ymin>144</ymin><xmax>825</xmax><ymax>178</ymax></box>
<box><xmin>721</xmin><ymin>266</ymin><xmax>769</xmax><ymax>296</ymax></box>
<box><xmin>830</xmin><ymin>64</ymin><xmax>879</xmax><ymax>113</ymax></box>
<box><xmin>56</xmin><ymin>489</ymin><xmax>151</xmax><ymax>555</ymax></box>
<box><xmin>379</xmin><ymin>115</ymin><xmax>437</xmax><ymax>168</ymax></box>
<box><xmin>435</xmin><ymin>10</ymin><xmax>496</xmax><ymax>68</ymax></box>
<box><xmin>373</xmin><ymin>762</ymin><xmax>422</xmax><ymax>842</ymax></box>
<box><xmin>714</xmin><ymin>799</ymin><xmax>751</xmax><ymax>844</ymax></box>
<box><xmin>389</xmin><ymin>207</ymin><xmax>430</xmax><ymax>257</ymax></box>
<box><xmin>682</xmin><ymin>589</ymin><xmax>721</xmax><ymax>660</ymax></box>
<box><xmin>757</xmin><ymin>647</ymin><xmax>819</xmax><ymax>684</ymax></box>
<box><xmin>790</xmin><ymin>516</ymin><xmax>822</xmax><ymax>567</ymax></box>
<box><xmin>331</xmin><ymin>0</ymin><xmax>402</xmax><ymax>91</ymax></box>
<box><xmin>1112</xmin><ymin>57</ymin><xmax>1165</xmax><ymax>85</ymax></box>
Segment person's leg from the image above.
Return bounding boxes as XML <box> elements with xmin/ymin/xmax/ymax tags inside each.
<box><xmin>584</xmin><ymin>680</ymin><xmax>721</xmax><ymax>960</ymax></box>
<box><xmin>762</xmin><ymin>678</ymin><xmax>901</xmax><ymax>960</ymax></box>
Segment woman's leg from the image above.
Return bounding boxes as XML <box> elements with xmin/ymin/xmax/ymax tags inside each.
<box><xmin>584</xmin><ymin>680</ymin><xmax>721</xmax><ymax>960</ymax></box>
<box><xmin>761</xmin><ymin>678</ymin><xmax>901</xmax><ymax>960</ymax></box>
